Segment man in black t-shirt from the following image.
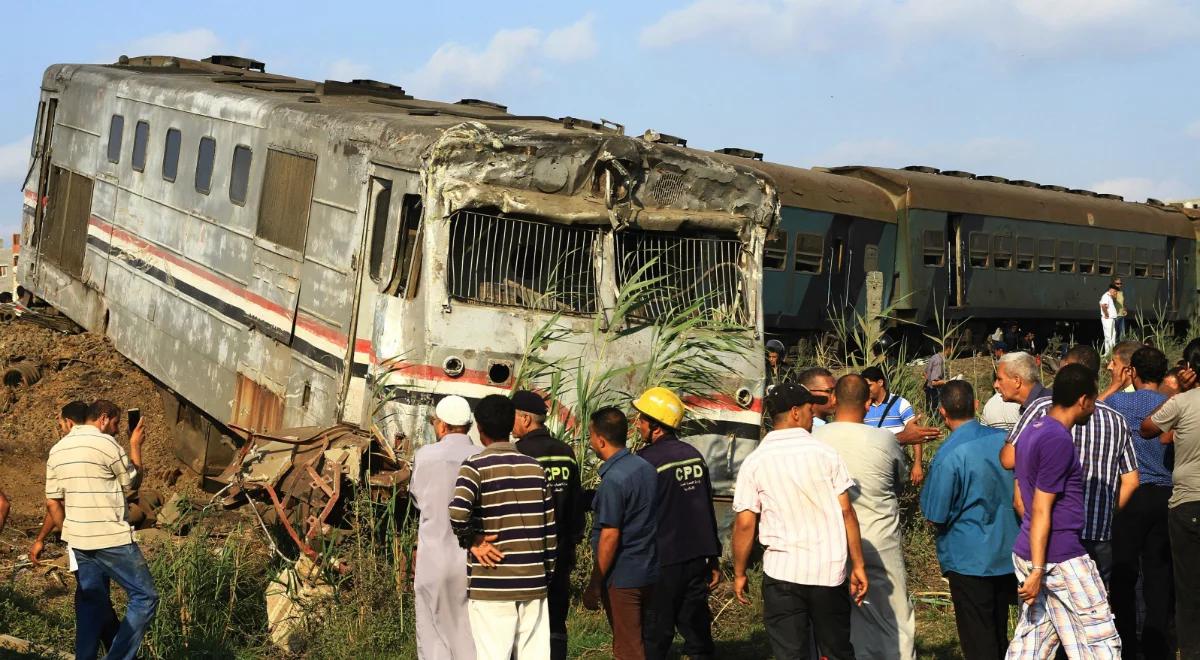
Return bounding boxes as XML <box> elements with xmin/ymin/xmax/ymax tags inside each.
<box><xmin>512</xmin><ymin>390</ymin><xmax>584</xmax><ymax>660</ymax></box>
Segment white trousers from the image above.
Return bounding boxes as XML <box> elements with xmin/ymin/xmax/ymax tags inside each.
<box><xmin>467</xmin><ymin>598</ymin><xmax>550</xmax><ymax>660</ymax></box>
<box><xmin>1101</xmin><ymin>318</ymin><xmax>1116</xmax><ymax>354</ymax></box>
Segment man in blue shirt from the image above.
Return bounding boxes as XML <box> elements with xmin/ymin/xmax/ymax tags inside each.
<box><xmin>921</xmin><ymin>380</ymin><xmax>1019</xmax><ymax>660</ymax></box>
<box><xmin>583</xmin><ymin>407</ymin><xmax>658</xmax><ymax>660</ymax></box>
<box><xmin>1105</xmin><ymin>345</ymin><xmax>1174</xmax><ymax>659</ymax></box>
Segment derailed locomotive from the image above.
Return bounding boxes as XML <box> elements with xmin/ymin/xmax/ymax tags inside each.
<box><xmin>17</xmin><ymin>54</ymin><xmax>776</xmax><ymax>496</ymax></box>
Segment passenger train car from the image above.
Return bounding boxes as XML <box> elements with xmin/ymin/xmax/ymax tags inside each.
<box><xmin>18</xmin><ymin>54</ymin><xmax>777</xmax><ymax>493</ymax></box>
<box><xmin>830</xmin><ymin>166</ymin><xmax>1195</xmax><ymax>338</ymax></box>
<box><xmin>709</xmin><ymin>151</ymin><xmax>899</xmax><ymax>335</ymax></box>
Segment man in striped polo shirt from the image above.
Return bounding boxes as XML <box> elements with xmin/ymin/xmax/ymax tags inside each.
<box><xmin>449</xmin><ymin>394</ymin><xmax>557</xmax><ymax>660</ymax></box>
<box><xmin>1001</xmin><ymin>344</ymin><xmax>1139</xmax><ymax>585</ymax></box>
<box><xmin>45</xmin><ymin>399</ymin><xmax>158</xmax><ymax>660</ymax></box>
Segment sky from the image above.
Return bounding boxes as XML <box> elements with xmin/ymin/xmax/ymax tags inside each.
<box><xmin>3</xmin><ymin>0</ymin><xmax>1199</xmax><ymax>243</ymax></box>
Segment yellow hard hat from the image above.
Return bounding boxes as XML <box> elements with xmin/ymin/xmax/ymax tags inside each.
<box><xmin>633</xmin><ymin>387</ymin><xmax>685</xmax><ymax>429</ymax></box>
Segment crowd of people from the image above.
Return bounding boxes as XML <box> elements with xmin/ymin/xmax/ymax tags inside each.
<box><xmin>19</xmin><ymin>322</ymin><xmax>1200</xmax><ymax>659</ymax></box>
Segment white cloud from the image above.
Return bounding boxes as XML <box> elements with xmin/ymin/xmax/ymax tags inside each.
<box><xmin>1088</xmin><ymin>176</ymin><xmax>1193</xmax><ymax>203</ymax></box>
<box><xmin>326</xmin><ymin>58</ymin><xmax>370</xmax><ymax>81</ymax></box>
<box><xmin>543</xmin><ymin>14</ymin><xmax>598</xmax><ymax>62</ymax></box>
<box><xmin>640</xmin><ymin>0</ymin><xmax>1198</xmax><ymax>59</ymax></box>
<box><xmin>120</xmin><ymin>28</ymin><xmax>225</xmax><ymax>61</ymax></box>
<box><xmin>0</xmin><ymin>136</ymin><xmax>32</xmax><ymax>183</ymax></box>
<box><xmin>407</xmin><ymin>15</ymin><xmax>599</xmax><ymax>98</ymax></box>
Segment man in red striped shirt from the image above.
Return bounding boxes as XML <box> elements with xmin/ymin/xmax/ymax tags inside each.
<box><xmin>732</xmin><ymin>384</ymin><xmax>868</xmax><ymax>660</ymax></box>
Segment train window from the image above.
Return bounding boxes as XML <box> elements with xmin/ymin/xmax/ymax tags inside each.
<box><xmin>922</xmin><ymin>230</ymin><xmax>944</xmax><ymax>267</ymax></box>
<box><xmin>161</xmin><ymin>128</ymin><xmax>181</xmax><ymax>183</ymax></box>
<box><xmin>132</xmin><ymin>120</ymin><xmax>150</xmax><ymax>172</ymax></box>
<box><xmin>1150</xmin><ymin>249</ymin><xmax>1166</xmax><ymax>279</ymax></box>
<box><xmin>256</xmin><ymin>148</ymin><xmax>314</xmax><ymax>250</ymax></box>
<box><xmin>864</xmin><ymin>244</ymin><xmax>879</xmax><ymax>273</ymax></box>
<box><xmin>1098</xmin><ymin>245</ymin><xmax>1115</xmax><ymax>275</ymax></box>
<box><xmin>367</xmin><ymin>177</ymin><xmax>393</xmax><ymax>284</ymax></box>
<box><xmin>1016</xmin><ymin>237</ymin><xmax>1035</xmax><ymax>271</ymax></box>
<box><xmin>390</xmin><ymin>194</ymin><xmax>424</xmax><ymax>296</ymax></box>
<box><xmin>1056</xmin><ymin>241</ymin><xmax>1075</xmax><ymax>273</ymax></box>
<box><xmin>1037</xmin><ymin>239</ymin><xmax>1055</xmax><ymax>272</ymax></box>
<box><xmin>229</xmin><ymin>145</ymin><xmax>253</xmax><ymax>206</ymax></box>
<box><xmin>794</xmin><ymin>233</ymin><xmax>824</xmax><ymax>273</ymax></box>
<box><xmin>992</xmin><ymin>235</ymin><xmax>1013</xmax><ymax>269</ymax></box>
<box><xmin>195</xmin><ymin>137</ymin><xmax>216</xmax><ymax>194</ymax></box>
<box><xmin>763</xmin><ymin>230</ymin><xmax>788</xmax><ymax>270</ymax></box>
<box><xmin>1133</xmin><ymin>247</ymin><xmax>1150</xmax><ymax>277</ymax></box>
<box><xmin>1077</xmin><ymin>242</ymin><xmax>1096</xmax><ymax>274</ymax></box>
<box><xmin>1116</xmin><ymin>246</ymin><xmax>1132</xmax><ymax>276</ymax></box>
<box><xmin>106</xmin><ymin>115</ymin><xmax>123</xmax><ymax>164</ymax></box>
<box><xmin>968</xmin><ymin>232</ymin><xmax>990</xmax><ymax>268</ymax></box>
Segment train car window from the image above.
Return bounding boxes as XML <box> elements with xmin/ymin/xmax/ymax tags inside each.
<box><xmin>256</xmin><ymin>148</ymin><xmax>314</xmax><ymax>250</ymax></box>
<box><xmin>922</xmin><ymin>230</ymin><xmax>944</xmax><ymax>267</ymax></box>
<box><xmin>162</xmin><ymin>128</ymin><xmax>181</xmax><ymax>183</ymax></box>
<box><xmin>1037</xmin><ymin>239</ymin><xmax>1055</xmax><ymax>272</ymax></box>
<box><xmin>1056</xmin><ymin>241</ymin><xmax>1076</xmax><ymax>273</ymax></box>
<box><xmin>106</xmin><ymin>115</ymin><xmax>124</xmax><ymax>164</ymax></box>
<box><xmin>1133</xmin><ymin>247</ymin><xmax>1150</xmax><ymax>277</ymax></box>
<box><xmin>1150</xmin><ymin>249</ymin><xmax>1166</xmax><ymax>279</ymax></box>
<box><xmin>229</xmin><ymin>145</ymin><xmax>253</xmax><ymax>206</ymax></box>
<box><xmin>1077</xmin><ymin>242</ymin><xmax>1096</xmax><ymax>274</ymax></box>
<box><xmin>367</xmin><ymin>178</ymin><xmax>394</xmax><ymax>284</ymax></box>
<box><xmin>195</xmin><ymin>137</ymin><xmax>216</xmax><ymax>194</ymax></box>
<box><xmin>763</xmin><ymin>230</ymin><xmax>788</xmax><ymax>270</ymax></box>
<box><xmin>1098</xmin><ymin>245</ymin><xmax>1115</xmax><ymax>275</ymax></box>
<box><xmin>794</xmin><ymin>233</ymin><xmax>824</xmax><ymax>273</ymax></box>
<box><xmin>132</xmin><ymin>120</ymin><xmax>150</xmax><ymax>172</ymax></box>
<box><xmin>969</xmin><ymin>232</ymin><xmax>990</xmax><ymax>267</ymax></box>
<box><xmin>1016</xmin><ymin>237</ymin><xmax>1035</xmax><ymax>271</ymax></box>
<box><xmin>864</xmin><ymin>244</ymin><xmax>879</xmax><ymax>273</ymax></box>
<box><xmin>992</xmin><ymin>235</ymin><xmax>1014</xmax><ymax>269</ymax></box>
<box><xmin>1116</xmin><ymin>246</ymin><xmax>1133</xmax><ymax>276</ymax></box>
<box><xmin>389</xmin><ymin>194</ymin><xmax>424</xmax><ymax>296</ymax></box>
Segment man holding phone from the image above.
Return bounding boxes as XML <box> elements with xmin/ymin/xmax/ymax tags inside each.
<box><xmin>46</xmin><ymin>399</ymin><xmax>158</xmax><ymax>660</ymax></box>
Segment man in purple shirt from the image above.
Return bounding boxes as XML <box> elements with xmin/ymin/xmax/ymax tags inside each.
<box><xmin>1008</xmin><ymin>363</ymin><xmax>1120</xmax><ymax>658</ymax></box>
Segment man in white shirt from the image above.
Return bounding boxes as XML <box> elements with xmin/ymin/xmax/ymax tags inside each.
<box><xmin>1100</xmin><ymin>282</ymin><xmax>1119</xmax><ymax>354</ymax></box>
<box><xmin>732</xmin><ymin>384</ymin><xmax>868</xmax><ymax>660</ymax></box>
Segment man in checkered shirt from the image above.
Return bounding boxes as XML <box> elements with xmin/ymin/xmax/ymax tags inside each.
<box><xmin>1007</xmin><ymin>363</ymin><xmax>1120</xmax><ymax>658</ymax></box>
<box><xmin>1000</xmin><ymin>345</ymin><xmax>1139</xmax><ymax>584</ymax></box>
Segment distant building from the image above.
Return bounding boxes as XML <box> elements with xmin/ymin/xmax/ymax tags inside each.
<box><xmin>0</xmin><ymin>234</ymin><xmax>17</xmax><ymax>297</ymax></box>
<box><xmin>1174</xmin><ymin>198</ymin><xmax>1200</xmax><ymax>210</ymax></box>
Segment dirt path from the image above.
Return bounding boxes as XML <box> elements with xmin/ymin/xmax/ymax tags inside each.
<box><xmin>0</xmin><ymin>321</ymin><xmax>178</xmax><ymax>535</ymax></box>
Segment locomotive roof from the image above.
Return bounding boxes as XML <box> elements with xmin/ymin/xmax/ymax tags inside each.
<box><xmin>828</xmin><ymin>165</ymin><xmax>1194</xmax><ymax>239</ymax></box>
<box><xmin>706</xmin><ymin>154</ymin><xmax>896</xmax><ymax>223</ymax></box>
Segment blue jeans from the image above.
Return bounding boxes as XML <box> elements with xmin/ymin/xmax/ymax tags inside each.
<box><xmin>74</xmin><ymin>543</ymin><xmax>159</xmax><ymax>660</ymax></box>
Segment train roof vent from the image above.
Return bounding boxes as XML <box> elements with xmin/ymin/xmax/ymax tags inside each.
<box><xmin>977</xmin><ymin>175</ymin><xmax>1009</xmax><ymax>184</ymax></box>
<box><xmin>202</xmin><ymin>55</ymin><xmax>265</xmax><ymax>72</ymax></box>
<box><xmin>715</xmin><ymin>147</ymin><xmax>764</xmax><ymax>160</ymax></box>
<box><xmin>1069</xmin><ymin>189</ymin><xmax>1098</xmax><ymax>197</ymax></box>
<box><xmin>561</xmin><ymin>117</ymin><xmax>624</xmax><ymax>134</ymax></box>
<box><xmin>1097</xmin><ymin>193</ymin><xmax>1124</xmax><ymax>201</ymax></box>
<box><xmin>1009</xmin><ymin>179</ymin><xmax>1039</xmax><ymax>187</ymax></box>
<box><xmin>902</xmin><ymin>165</ymin><xmax>939</xmax><ymax>174</ymax></box>
<box><xmin>1146</xmin><ymin>198</ymin><xmax>1167</xmax><ymax>206</ymax></box>
<box><xmin>457</xmin><ymin>98</ymin><xmax>508</xmax><ymax>113</ymax></box>
<box><xmin>1038</xmin><ymin>184</ymin><xmax>1069</xmax><ymax>192</ymax></box>
<box><xmin>942</xmin><ymin>170</ymin><xmax>975</xmax><ymax>178</ymax></box>
<box><xmin>642</xmin><ymin>130</ymin><xmax>688</xmax><ymax>147</ymax></box>
<box><xmin>323</xmin><ymin>79</ymin><xmax>411</xmax><ymax>100</ymax></box>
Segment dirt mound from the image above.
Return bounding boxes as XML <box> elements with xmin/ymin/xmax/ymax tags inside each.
<box><xmin>0</xmin><ymin>322</ymin><xmax>178</xmax><ymax>529</ymax></box>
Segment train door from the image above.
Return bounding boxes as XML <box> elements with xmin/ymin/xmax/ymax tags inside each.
<box><xmin>339</xmin><ymin>163</ymin><xmax>423</xmax><ymax>421</ymax></box>
<box><xmin>946</xmin><ymin>214</ymin><xmax>966</xmax><ymax>308</ymax></box>
<box><xmin>826</xmin><ymin>220</ymin><xmax>851</xmax><ymax>309</ymax></box>
<box><xmin>28</xmin><ymin>97</ymin><xmax>57</xmax><ymax>289</ymax></box>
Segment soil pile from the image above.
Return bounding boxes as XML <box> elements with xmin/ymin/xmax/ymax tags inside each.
<box><xmin>0</xmin><ymin>321</ymin><xmax>179</xmax><ymax>529</ymax></box>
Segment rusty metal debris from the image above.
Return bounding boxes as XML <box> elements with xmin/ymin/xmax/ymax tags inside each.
<box><xmin>0</xmin><ymin>303</ymin><xmax>78</xmax><ymax>333</ymax></box>
<box><xmin>213</xmin><ymin>424</ymin><xmax>409</xmax><ymax>561</ymax></box>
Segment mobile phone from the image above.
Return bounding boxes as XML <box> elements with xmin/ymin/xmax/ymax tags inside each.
<box><xmin>127</xmin><ymin>408</ymin><xmax>141</xmax><ymax>431</ymax></box>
